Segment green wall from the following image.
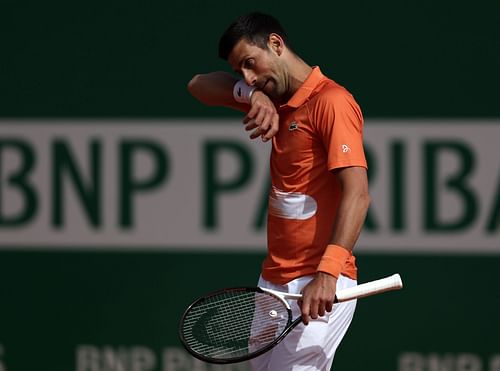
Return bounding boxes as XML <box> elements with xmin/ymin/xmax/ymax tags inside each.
<box><xmin>1</xmin><ymin>0</ymin><xmax>499</xmax><ymax>117</ymax></box>
<box><xmin>1</xmin><ymin>251</ymin><xmax>499</xmax><ymax>370</ymax></box>
<box><xmin>1</xmin><ymin>1</ymin><xmax>499</xmax><ymax>370</ymax></box>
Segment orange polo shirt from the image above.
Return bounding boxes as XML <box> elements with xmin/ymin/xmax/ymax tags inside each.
<box><xmin>262</xmin><ymin>67</ymin><xmax>367</xmax><ymax>285</ymax></box>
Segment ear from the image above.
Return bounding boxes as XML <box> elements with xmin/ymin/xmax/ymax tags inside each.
<box><xmin>268</xmin><ymin>33</ymin><xmax>285</xmax><ymax>56</ymax></box>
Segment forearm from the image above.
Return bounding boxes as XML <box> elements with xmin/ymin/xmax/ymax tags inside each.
<box><xmin>300</xmin><ymin>188</ymin><xmax>370</xmax><ymax>322</ymax></box>
<box><xmin>187</xmin><ymin>71</ymin><xmax>248</xmax><ymax>112</ymax></box>
<box><xmin>329</xmin><ymin>188</ymin><xmax>371</xmax><ymax>252</ymax></box>
<box><xmin>316</xmin><ymin>167</ymin><xmax>370</xmax><ymax>278</ymax></box>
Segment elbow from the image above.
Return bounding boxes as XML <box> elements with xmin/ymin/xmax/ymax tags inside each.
<box><xmin>187</xmin><ymin>74</ymin><xmax>215</xmax><ymax>106</ymax></box>
<box><xmin>187</xmin><ymin>74</ymin><xmax>201</xmax><ymax>98</ymax></box>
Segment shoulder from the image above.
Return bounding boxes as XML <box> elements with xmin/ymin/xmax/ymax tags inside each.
<box><xmin>309</xmin><ymin>79</ymin><xmax>362</xmax><ymax>121</ymax></box>
<box><xmin>315</xmin><ymin>79</ymin><xmax>357</xmax><ymax>106</ymax></box>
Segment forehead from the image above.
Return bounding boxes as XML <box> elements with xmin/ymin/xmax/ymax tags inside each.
<box><xmin>227</xmin><ymin>38</ymin><xmax>267</xmax><ymax>70</ymax></box>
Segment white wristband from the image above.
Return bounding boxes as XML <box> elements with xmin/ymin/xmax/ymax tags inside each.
<box><xmin>233</xmin><ymin>79</ymin><xmax>257</xmax><ymax>104</ymax></box>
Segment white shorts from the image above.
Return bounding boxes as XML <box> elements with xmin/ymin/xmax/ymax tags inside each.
<box><xmin>249</xmin><ymin>274</ymin><xmax>357</xmax><ymax>371</ymax></box>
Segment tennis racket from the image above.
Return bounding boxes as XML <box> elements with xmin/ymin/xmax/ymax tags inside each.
<box><xmin>179</xmin><ymin>273</ymin><xmax>403</xmax><ymax>364</ymax></box>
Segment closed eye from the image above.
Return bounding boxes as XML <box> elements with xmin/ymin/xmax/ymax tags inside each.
<box><xmin>243</xmin><ymin>58</ymin><xmax>255</xmax><ymax>69</ymax></box>
<box><xmin>233</xmin><ymin>58</ymin><xmax>256</xmax><ymax>76</ymax></box>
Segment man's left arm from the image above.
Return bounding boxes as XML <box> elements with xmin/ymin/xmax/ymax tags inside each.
<box><xmin>299</xmin><ymin>166</ymin><xmax>370</xmax><ymax>324</ymax></box>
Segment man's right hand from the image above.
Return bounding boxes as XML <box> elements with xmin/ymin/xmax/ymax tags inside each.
<box><xmin>242</xmin><ymin>90</ymin><xmax>279</xmax><ymax>142</ymax></box>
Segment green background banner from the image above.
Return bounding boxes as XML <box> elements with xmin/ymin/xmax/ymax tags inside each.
<box><xmin>1</xmin><ymin>251</ymin><xmax>499</xmax><ymax>370</ymax></box>
<box><xmin>1</xmin><ymin>0</ymin><xmax>499</xmax><ymax>370</ymax></box>
<box><xmin>1</xmin><ymin>0</ymin><xmax>499</xmax><ymax>118</ymax></box>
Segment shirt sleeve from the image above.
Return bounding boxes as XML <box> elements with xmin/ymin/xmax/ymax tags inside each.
<box><xmin>311</xmin><ymin>85</ymin><xmax>367</xmax><ymax>171</ymax></box>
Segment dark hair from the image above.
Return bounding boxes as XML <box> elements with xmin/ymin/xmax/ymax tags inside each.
<box><xmin>218</xmin><ymin>12</ymin><xmax>289</xmax><ymax>60</ymax></box>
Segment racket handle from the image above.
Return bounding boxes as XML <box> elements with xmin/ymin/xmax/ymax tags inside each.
<box><xmin>335</xmin><ymin>273</ymin><xmax>403</xmax><ymax>302</ymax></box>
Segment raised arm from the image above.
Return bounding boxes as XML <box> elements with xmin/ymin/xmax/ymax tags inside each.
<box><xmin>187</xmin><ymin>71</ymin><xmax>248</xmax><ymax>111</ymax></box>
<box><xmin>187</xmin><ymin>72</ymin><xmax>280</xmax><ymax>141</ymax></box>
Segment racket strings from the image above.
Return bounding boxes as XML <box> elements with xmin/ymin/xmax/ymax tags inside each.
<box><xmin>181</xmin><ymin>290</ymin><xmax>290</xmax><ymax>360</ymax></box>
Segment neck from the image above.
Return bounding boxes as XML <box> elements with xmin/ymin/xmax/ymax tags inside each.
<box><xmin>281</xmin><ymin>53</ymin><xmax>313</xmax><ymax>103</ymax></box>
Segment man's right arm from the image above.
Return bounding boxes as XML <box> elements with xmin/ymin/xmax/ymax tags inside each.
<box><xmin>187</xmin><ymin>72</ymin><xmax>280</xmax><ymax>141</ymax></box>
<box><xmin>188</xmin><ymin>71</ymin><xmax>248</xmax><ymax>111</ymax></box>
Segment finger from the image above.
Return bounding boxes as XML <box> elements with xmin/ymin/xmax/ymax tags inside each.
<box><xmin>325</xmin><ymin>297</ymin><xmax>334</xmax><ymax>313</ymax></box>
<box><xmin>317</xmin><ymin>301</ymin><xmax>326</xmax><ymax>317</ymax></box>
<box><xmin>250</xmin><ymin>127</ymin><xmax>262</xmax><ymax>139</ymax></box>
<box><xmin>243</xmin><ymin>118</ymin><xmax>258</xmax><ymax>131</ymax></box>
<box><xmin>254</xmin><ymin>109</ymin><xmax>268</xmax><ymax>132</ymax></box>
<box><xmin>258</xmin><ymin>115</ymin><xmax>274</xmax><ymax>140</ymax></box>
<box><xmin>242</xmin><ymin>114</ymin><xmax>252</xmax><ymax>125</ymax></box>
<box><xmin>300</xmin><ymin>299</ymin><xmax>310</xmax><ymax>325</ymax></box>
<box><xmin>309</xmin><ymin>300</ymin><xmax>319</xmax><ymax>320</ymax></box>
<box><xmin>326</xmin><ymin>302</ymin><xmax>333</xmax><ymax>313</ymax></box>
<box><xmin>257</xmin><ymin>111</ymin><xmax>274</xmax><ymax>138</ymax></box>
<box><xmin>246</xmin><ymin>104</ymin><xmax>258</xmax><ymax>120</ymax></box>
<box><xmin>261</xmin><ymin>113</ymin><xmax>279</xmax><ymax>141</ymax></box>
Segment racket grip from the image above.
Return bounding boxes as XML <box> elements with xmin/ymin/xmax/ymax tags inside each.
<box><xmin>335</xmin><ymin>273</ymin><xmax>403</xmax><ymax>302</ymax></box>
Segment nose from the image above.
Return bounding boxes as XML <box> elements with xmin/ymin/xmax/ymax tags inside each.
<box><xmin>242</xmin><ymin>69</ymin><xmax>257</xmax><ymax>86</ymax></box>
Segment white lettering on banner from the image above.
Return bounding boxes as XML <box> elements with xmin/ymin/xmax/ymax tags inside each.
<box><xmin>73</xmin><ymin>347</ymin><xmax>500</xmax><ymax>371</ymax></box>
<box><xmin>76</xmin><ymin>345</ymin><xmax>156</xmax><ymax>371</ymax></box>
<box><xmin>162</xmin><ymin>347</ymin><xmax>249</xmax><ymax>371</ymax></box>
<box><xmin>0</xmin><ymin>120</ymin><xmax>499</xmax><ymax>253</ymax></box>
<box><xmin>75</xmin><ymin>345</ymin><xmax>249</xmax><ymax>371</ymax></box>
<box><xmin>399</xmin><ymin>352</ymin><xmax>500</xmax><ymax>371</ymax></box>
<box><xmin>491</xmin><ymin>356</ymin><xmax>500</xmax><ymax>371</ymax></box>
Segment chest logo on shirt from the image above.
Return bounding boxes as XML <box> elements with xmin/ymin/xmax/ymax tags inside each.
<box><xmin>288</xmin><ymin>121</ymin><xmax>299</xmax><ymax>131</ymax></box>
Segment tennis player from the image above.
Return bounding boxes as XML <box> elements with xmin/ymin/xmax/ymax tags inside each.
<box><xmin>188</xmin><ymin>12</ymin><xmax>370</xmax><ymax>371</ymax></box>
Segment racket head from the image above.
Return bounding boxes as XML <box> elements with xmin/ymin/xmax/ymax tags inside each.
<box><xmin>179</xmin><ymin>287</ymin><xmax>293</xmax><ymax>364</ymax></box>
